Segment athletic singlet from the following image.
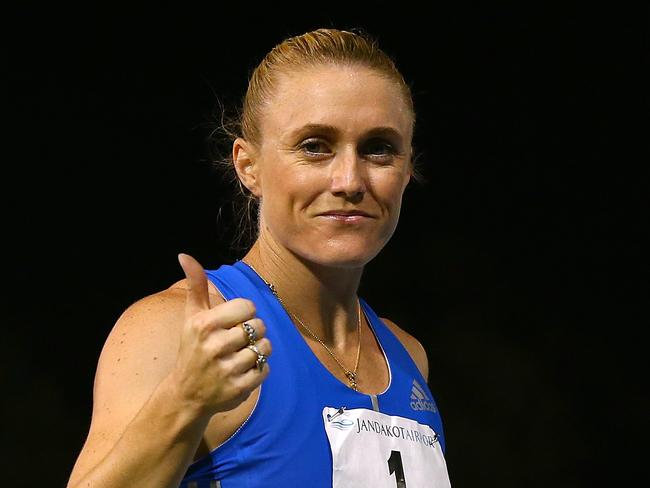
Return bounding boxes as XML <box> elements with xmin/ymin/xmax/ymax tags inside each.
<box><xmin>179</xmin><ymin>260</ymin><xmax>448</xmax><ymax>487</ymax></box>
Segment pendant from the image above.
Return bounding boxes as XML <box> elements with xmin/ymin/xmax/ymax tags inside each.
<box><xmin>346</xmin><ymin>371</ymin><xmax>358</xmax><ymax>391</ymax></box>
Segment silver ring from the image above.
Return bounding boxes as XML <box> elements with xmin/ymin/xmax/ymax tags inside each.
<box><xmin>242</xmin><ymin>322</ymin><xmax>258</xmax><ymax>345</ymax></box>
<box><xmin>246</xmin><ymin>344</ymin><xmax>261</xmax><ymax>356</ymax></box>
<box><xmin>255</xmin><ymin>354</ymin><xmax>267</xmax><ymax>371</ymax></box>
<box><xmin>246</xmin><ymin>344</ymin><xmax>267</xmax><ymax>371</ymax></box>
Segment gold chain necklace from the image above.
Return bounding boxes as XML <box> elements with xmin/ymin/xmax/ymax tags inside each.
<box><xmin>243</xmin><ymin>260</ymin><xmax>362</xmax><ymax>390</ymax></box>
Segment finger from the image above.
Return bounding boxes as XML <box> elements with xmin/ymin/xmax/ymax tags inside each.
<box><xmin>234</xmin><ymin>318</ymin><xmax>266</xmax><ymax>346</ymax></box>
<box><xmin>236</xmin><ymin>362</ymin><xmax>271</xmax><ymax>392</ymax></box>
<box><xmin>200</xmin><ymin>298</ymin><xmax>257</xmax><ymax>331</ymax></box>
<box><xmin>203</xmin><ymin>319</ymin><xmax>266</xmax><ymax>357</ymax></box>
<box><xmin>178</xmin><ymin>253</ymin><xmax>210</xmax><ymax>314</ymax></box>
<box><xmin>230</xmin><ymin>338</ymin><xmax>273</xmax><ymax>374</ymax></box>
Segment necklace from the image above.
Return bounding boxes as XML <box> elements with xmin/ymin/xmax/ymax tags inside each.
<box><xmin>243</xmin><ymin>260</ymin><xmax>362</xmax><ymax>390</ymax></box>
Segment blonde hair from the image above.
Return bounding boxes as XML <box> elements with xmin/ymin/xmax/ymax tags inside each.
<box><xmin>242</xmin><ymin>28</ymin><xmax>415</xmax><ymax>146</ymax></box>
<box><xmin>211</xmin><ymin>28</ymin><xmax>422</xmax><ymax>253</ymax></box>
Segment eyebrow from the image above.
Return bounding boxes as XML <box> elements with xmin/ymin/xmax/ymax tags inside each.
<box><xmin>288</xmin><ymin>123</ymin><xmax>404</xmax><ymax>141</ymax></box>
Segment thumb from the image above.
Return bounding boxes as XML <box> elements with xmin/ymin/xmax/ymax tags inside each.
<box><xmin>178</xmin><ymin>253</ymin><xmax>210</xmax><ymax>314</ymax></box>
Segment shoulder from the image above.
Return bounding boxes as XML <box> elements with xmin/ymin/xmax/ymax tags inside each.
<box><xmin>109</xmin><ymin>274</ymin><xmax>225</xmax><ymax>344</ymax></box>
<box><xmin>95</xmin><ymin>278</ymin><xmax>226</xmax><ymax>404</ymax></box>
<box><xmin>107</xmin><ymin>276</ymin><xmax>221</xmax><ymax>357</ymax></box>
<box><xmin>103</xmin><ymin>275</ymin><xmax>225</xmax><ymax>350</ymax></box>
<box><xmin>380</xmin><ymin>317</ymin><xmax>429</xmax><ymax>381</ymax></box>
<box><xmin>94</xmin><ymin>287</ymin><xmax>186</xmax><ymax>397</ymax></box>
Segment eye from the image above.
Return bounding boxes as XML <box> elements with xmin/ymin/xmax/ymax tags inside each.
<box><xmin>298</xmin><ymin>139</ymin><xmax>332</xmax><ymax>157</ymax></box>
<box><xmin>361</xmin><ymin>139</ymin><xmax>397</xmax><ymax>160</ymax></box>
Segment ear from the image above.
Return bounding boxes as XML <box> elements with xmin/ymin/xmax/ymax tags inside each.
<box><xmin>233</xmin><ymin>137</ymin><xmax>262</xmax><ymax>197</ymax></box>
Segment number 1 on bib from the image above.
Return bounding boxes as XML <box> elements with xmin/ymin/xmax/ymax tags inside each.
<box><xmin>387</xmin><ymin>450</ymin><xmax>406</xmax><ymax>487</ymax></box>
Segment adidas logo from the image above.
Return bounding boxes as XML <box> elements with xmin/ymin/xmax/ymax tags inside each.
<box><xmin>410</xmin><ymin>379</ymin><xmax>437</xmax><ymax>413</ymax></box>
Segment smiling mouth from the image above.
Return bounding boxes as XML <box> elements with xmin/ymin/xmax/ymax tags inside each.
<box><xmin>318</xmin><ymin>214</ymin><xmax>371</xmax><ymax>223</ymax></box>
<box><xmin>318</xmin><ymin>209</ymin><xmax>374</xmax><ymax>217</ymax></box>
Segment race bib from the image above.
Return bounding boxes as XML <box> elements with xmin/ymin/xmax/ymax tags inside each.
<box><xmin>323</xmin><ymin>407</ymin><xmax>451</xmax><ymax>487</ymax></box>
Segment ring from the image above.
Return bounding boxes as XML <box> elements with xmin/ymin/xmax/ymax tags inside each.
<box><xmin>242</xmin><ymin>322</ymin><xmax>258</xmax><ymax>345</ymax></box>
<box><xmin>255</xmin><ymin>354</ymin><xmax>267</xmax><ymax>371</ymax></box>
<box><xmin>246</xmin><ymin>344</ymin><xmax>267</xmax><ymax>371</ymax></box>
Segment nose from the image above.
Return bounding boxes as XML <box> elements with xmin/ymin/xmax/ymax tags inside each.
<box><xmin>330</xmin><ymin>147</ymin><xmax>366</xmax><ymax>199</ymax></box>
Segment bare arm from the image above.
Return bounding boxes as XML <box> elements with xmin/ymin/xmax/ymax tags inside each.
<box><xmin>67</xmin><ymin>254</ymin><xmax>271</xmax><ymax>488</ymax></box>
<box><xmin>67</xmin><ymin>292</ymin><xmax>207</xmax><ymax>488</ymax></box>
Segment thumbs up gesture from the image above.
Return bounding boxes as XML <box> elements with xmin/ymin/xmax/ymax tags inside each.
<box><xmin>171</xmin><ymin>253</ymin><xmax>271</xmax><ymax>416</ymax></box>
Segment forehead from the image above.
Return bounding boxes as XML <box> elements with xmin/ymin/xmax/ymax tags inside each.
<box><xmin>260</xmin><ymin>64</ymin><xmax>413</xmax><ymax>142</ymax></box>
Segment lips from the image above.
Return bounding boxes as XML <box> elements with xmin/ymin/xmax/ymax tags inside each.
<box><xmin>319</xmin><ymin>210</ymin><xmax>372</xmax><ymax>217</ymax></box>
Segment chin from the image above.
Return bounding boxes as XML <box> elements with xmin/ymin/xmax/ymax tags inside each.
<box><xmin>298</xmin><ymin>240</ymin><xmax>384</xmax><ymax>269</ymax></box>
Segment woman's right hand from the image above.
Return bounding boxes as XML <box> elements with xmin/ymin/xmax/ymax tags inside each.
<box><xmin>172</xmin><ymin>253</ymin><xmax>271</xmax><ymax>417</ymax></box>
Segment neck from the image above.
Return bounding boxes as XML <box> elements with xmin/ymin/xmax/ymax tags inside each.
<box><xmin>242</xmin><ymin>236</ymin><xmax>364</xmax><ymax>348</ymax></box>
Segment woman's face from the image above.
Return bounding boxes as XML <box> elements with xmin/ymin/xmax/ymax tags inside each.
<box><xmin>250</xmin><ymin>64</ymin><xmax>413</xmax><ymax>269</ymax></box>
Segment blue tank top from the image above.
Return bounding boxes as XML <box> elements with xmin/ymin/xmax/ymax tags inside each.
<box><xmin>180</xmin><ymin>260</ymin><xmax>446</xmax><ymax>487</ymax></box>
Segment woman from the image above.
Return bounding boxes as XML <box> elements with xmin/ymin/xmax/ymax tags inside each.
<box><xmin>67</xmin><ymin>28</ymin><xmax>451</xmax><ymax>487</ymax></box>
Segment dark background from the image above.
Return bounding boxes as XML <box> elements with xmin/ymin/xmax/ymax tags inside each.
<box><xmin>4</xmin><ymin>4</ymin><xmax>647</xmax><ymax>487</ymax></box>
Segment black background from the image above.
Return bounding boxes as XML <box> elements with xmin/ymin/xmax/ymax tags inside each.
<box><xmin>4</xmin><ymin>4</ymin><xmax>647</xmax><ymax>487</ymax></box>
